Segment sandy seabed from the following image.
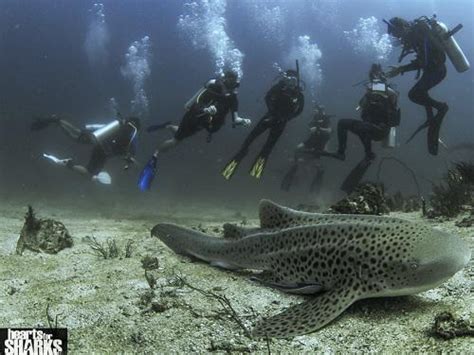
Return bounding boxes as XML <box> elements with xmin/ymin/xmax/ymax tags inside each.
<box><xmin>0</xmin><ymin>199</ymin><xmax>472</xmax><ymax>353</ymax></box>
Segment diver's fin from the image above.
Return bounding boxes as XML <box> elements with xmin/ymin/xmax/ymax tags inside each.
<box><xmin>252</xmin><ymin>286</ymin><xmax>358</xmax><ymax>338</ymax></box>
<box><xmin>31</xmin><ymin>117</ymin><xmax>58</xmax><ymax>131</ymax></box>
<box><xmin>221</xmin><ymin>159</ymin><xmax>240</xmax><ymax>180</ymax></box>
<box><xmin>250</xmin><ymin>272</ymin><xmax>323</xmax><ymax>295</ymax></box>
<box><xmin>340</xmin><ymin>157</ymin><xmax>373</xmax><ymax>194</ymax></box>
<box><xmin>280</xmin><ymin>164</ymin><xmax>298</xmax><ymax>191</ymax></box>
<box><xmin>92</xmin><ymin>171</ymin><xmax>112</xmax><ymax>185</ymax></box>
<box><xmin>42</xmin><ymin>153</ymin><xmax>71</xmax><ymax>167</ymax></box>
<box><xmin>223</xmin><ymin>223</ymin><xmax>265</xmax><ymax>239</ymax></box>
<box><xmin>138</xmin><ymin>155</ymin><xmax>158</xmax><ymax>191</ymax></box>
<box><xmin>405</xmin><ymin>120</ymin><xmax>430</xmax><ymax>144</ymax></box>
<box><xmin>146</xmin><ymin>121</ymin><xmax>172</xmax><ymax>133</ymax></box>
<box><xmin>249</xmin><ymin>156</ymin><xmax>267</xmax><ymax>179</ymax></box>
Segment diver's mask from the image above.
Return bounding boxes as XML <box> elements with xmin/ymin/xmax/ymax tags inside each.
<box><xmin>222</xmin><ymin>70</ymin><xmax>240</xmax><ymax>94</ymax></box>
<box><xmin>282</xmin><ymin>73</ymin><xmax>298</xmax><ymax>90</ymax></box>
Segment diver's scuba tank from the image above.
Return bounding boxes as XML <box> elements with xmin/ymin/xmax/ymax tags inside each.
<box><xmin>382</xmin><ymin>127</ymin><xmax>397</xmax><ymax>149</ymax></box>
<box><xmin>91</xmin><ymin>120</ymin><xmax>121</xmax><ymax>145</ymax></box>
<box><xmin>427</xmin><ymin>15</ymin><xmax>470</xmax><ymax>73</ymax></box>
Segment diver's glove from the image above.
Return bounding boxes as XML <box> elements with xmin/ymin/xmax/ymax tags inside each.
<box><xmin>233</xmin><ymin>116</ymin><xmax>252</xmax><ymax>127</ymax></box>
<box><xmin>203</xmin><ymin>105</ymin><xmax>217</xmax><ymax>115</ymax></box>
<box><xmin>387</xmin><ymin>65</ymin><xmax>403</xmax><ymax>78</ymax></box>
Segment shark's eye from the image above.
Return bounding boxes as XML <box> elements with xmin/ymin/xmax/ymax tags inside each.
<box><xmin>410</xmin><ymin>262</ymin><xmax>419</xmax><ymax>270</ymax></box>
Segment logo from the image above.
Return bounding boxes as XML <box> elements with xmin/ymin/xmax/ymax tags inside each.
<box><xmin>1</xmin><ymin>328</ymin><xmax>67</xmax><ymax>355</ymax></box>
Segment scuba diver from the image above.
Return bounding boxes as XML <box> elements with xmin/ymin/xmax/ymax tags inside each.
<box><xmin>31</xmin><ymin>114</ymin><xmax>140</xmax><ymax>184</ymax></box>
<box><xmin>385</xmin><ymin>15</ymin><xmax>470</xmax><ymax>155</ymax></box>
<box><xmin>325</xmin><ymin>64</ymin><xmax>400</xmax><ymax>162</ymax></box>
<box><xmin>280</xmin><ymin>104</ymin><xmax>332</xmax><ymax>193</ymax></box>
<box><xmin>139</xmin><ymin>69</ymin><xmax>251</xmax><ymax>191</ymax></box>
<box><xmin>222</xmin><ymin>65</ymin><xmax>305</xmax><ymax>180</ymax></box>
<box><xmin>322</xmin><ymin>64</ymin><xmax>400</xmax><ymax>193</ymax></box>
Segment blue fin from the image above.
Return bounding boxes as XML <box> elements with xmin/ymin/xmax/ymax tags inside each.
<box><xmin>138</xmin><ymin>156</ymin><xmax>157</xmax><ymax>191</ymax></box>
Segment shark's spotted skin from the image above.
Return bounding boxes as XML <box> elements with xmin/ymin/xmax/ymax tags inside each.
<box><xmin>152</xmin><ymin>200</ymin><xmax>471</xmax><ymax>338</ymax></box>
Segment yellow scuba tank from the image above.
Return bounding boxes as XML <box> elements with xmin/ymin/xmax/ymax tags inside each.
<box><xmin>428</xmin><ymin>16</ymin><xmax>470</xmax><ymax>73</ymax></box>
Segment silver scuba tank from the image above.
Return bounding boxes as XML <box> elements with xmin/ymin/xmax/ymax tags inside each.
<box><xmin>431</xmin><ymin>19</ymin><xmax>470</xmax><ymax>73</ymax></box>
<box><xmin>91</xmin><ymin>120</ymin><xmax>121</xmax><ymax>145</ymax></box>
<box><xmin>382</xmin><ymin>127</ymin><xmax>397</xmax><ymax>149</ymax></box>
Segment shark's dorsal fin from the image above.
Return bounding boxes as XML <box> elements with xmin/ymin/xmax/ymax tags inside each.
<box><xmin>222</xmin><ymin>223</ymin><xmax>264</xmax><ymax>239</ymax></box>
<box><xmin>252</xmin><ymin>286</ymin><xmax>358</xmax><ymax>338</ymax></box>
<box><xmin>259</xmin><ymin>199</ymin><xmax>325</xmax><ymax>229</ymax></box>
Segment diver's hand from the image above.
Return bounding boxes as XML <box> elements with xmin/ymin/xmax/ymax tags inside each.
<box><xmin>234</xmin><ymin>116</ymin><xmax>252</xmax><ymax>127</ymax></box>
<box><xmin>387</xmin><ymin>65</ymin><xmax>403</xmax><ymax>78</ymax></box>
<box><xmin>123</xmin><ymin>155</ymin><xmax>138</xmax><ymax>170</ymax></box>
<box><xmin>203</xmin><ymin>105</ymin><xmax>217</xmax><ymax>115</ymax></box>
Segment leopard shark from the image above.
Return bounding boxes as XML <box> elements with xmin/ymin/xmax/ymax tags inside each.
<box><xmin>151</xmin><ymin>200</ymin><xmax>471</xmax><ymax>338</ymax></box>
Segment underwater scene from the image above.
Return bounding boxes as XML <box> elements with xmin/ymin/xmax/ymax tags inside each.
<box><xmin>0</xmin><ymin>0</ymin><xmax>473</xmax><ymax>353</ymax></box>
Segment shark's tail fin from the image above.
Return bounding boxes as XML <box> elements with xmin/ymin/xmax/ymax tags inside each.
<box><xmin>151</xmin><ymin>223</ymin><xmax>237</xmax><ymax>268</ymax></box>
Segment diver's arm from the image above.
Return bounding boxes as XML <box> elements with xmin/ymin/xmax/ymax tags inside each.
<box><xmin>400</xmin><ymin>59</ymin><xmax>421</xmax><ymax>73</ymax></box>
<box><xmin>123</xmin><ymin>122</ymin><xmax>139</xmax><ymax>169</ymax></box>
<box><xmin>292</xmin><ymin>93</ymin><xmax>305</xmax><ymax>118</ymax></box>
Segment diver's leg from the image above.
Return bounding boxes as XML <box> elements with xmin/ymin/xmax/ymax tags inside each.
<box><xmin>310</xmin><ymin>166</ymin><xmax>325</xmax><ymax>194</ymax></box>
<box><xmin>153</xmin><ymin>112</ymin><xmax>199</xmax><ymax>156</ymax></box>
<box><xmin>280</xmin><ymin>146</ymin><xmax>303</xmax><ymax>192</ymax></box>
<box><xmin>249</xmin><ymin>121</ymin><xmax>285</xmax><ymax>178</ymax></box>
<box><xmin>235</xmin><ymin>114</ymin><xmax>272</xmax><ymax>160</ymax></box>
<box><xmin>408</xmin><ymin>66</ymin><xmax>448</xmax><ymax>115</ymax></box>
<box><xmin>334</xmin><ymin>118</ymin><xmax>360</xmax><ymax>159</ymax></box>
<box><xmin>167</xmin><ymin>125</ymin><xmax>179</xmax><ymax>134</ymax></box>
<box><xmin>85</xmin><ymin>146</ymin><xmax>108</xmax><ymax>176</ymax></box>
<box><xmin>408</xmin><ymin>66</ymin><xmax>448</xmax><ymax>155</ymax></box>
<box><xmin>57</xmin><ymin>120</ymin><xmax>91</xmax><ymax>143</ymax></box>
<box><xmin>155</xmin><ymin>137</ymin><xmax>179</xmax><ymax>155</ymax></box>
<box><xmin>222</xmin><ymin>114</ymin><xmax>272</xmax><ymax>180</ymax></box>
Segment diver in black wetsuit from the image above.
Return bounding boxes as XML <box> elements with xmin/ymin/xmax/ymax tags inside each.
<box><xmin>385</xmin><ymin>16</ymin><xmax>448</xmax><ymax>155</ymax></box>
<box><xmin>31</xmin><ymin>114</ymin><xmax>140</xmax><ymax>184</ymax></box>
<box><xmin>148</xmin><ymin>70</ymin><xmax>251</xmax><ymax>156</ymax></box>
<box><xmin>281</xmin><ymin>105</ymin><xmax>332</xmax><ymax>193</ymax></box>
<box><xmin>324</xmin><ymin>64</ymin><xmax>400</xmax><ymax>162</ymax></box>
<box><xmin>222</xmin><ymin>69</ymin><xmax>305</xmax><ymax>180</ymax></box>
<box><xmin>137</xmin><ymin>70</ymin><xmax>251</xmax><ymax>191</ymax></box>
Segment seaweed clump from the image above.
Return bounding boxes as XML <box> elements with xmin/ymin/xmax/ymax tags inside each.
<box><xmin>329</xmin><ymin>183</ymin><xmax>389</xmax><ymax>215</ymax></box>
<box><xmin>385</xmin><ymin>191</ymin><xmax>422</xmax><ymax>212</ymax></box>
<box><xmin>431</xmin><ymin>312</ymin><xmax>474</xmax><ymax>340</ymax></box>
<box><xmin>16</xmin><ymin>206</ymin><xmax>73</xmax><ymax>255</ymax></box>
<box><xmin>429</xmin><ymin>162</ymin><xmax>474</xmax><ymax>218</ymax></box>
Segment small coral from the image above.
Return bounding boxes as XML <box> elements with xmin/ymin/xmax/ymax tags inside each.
<box><xmin>329</xmin><ymin>183</ymin><xmax>389</xmax><ymax>215</ymax></box>
<box><xmin>17</xmin><ymin>206</ymin><xmax>73</xmax><ymax>255</ymax></box>
<box><xmin>431</xmin><ymin>312</ymin><xmax>474</xmax><ymax>340</ymax></box>
<box><xmin>429</xmin><ymin>162</ymin><xmax>474</xmax><ymax>218</ymax></box>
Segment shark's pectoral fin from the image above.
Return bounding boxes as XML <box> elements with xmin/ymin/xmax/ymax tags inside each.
<box><xmin>250</xmin><ymin>272</ymin><xmax>323</xmax><ymax>295</ymax></box>
<box><xmin>252</xmin><ymin>287</ymin><xmax>358</xmax><ymax>338</ymax></box>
